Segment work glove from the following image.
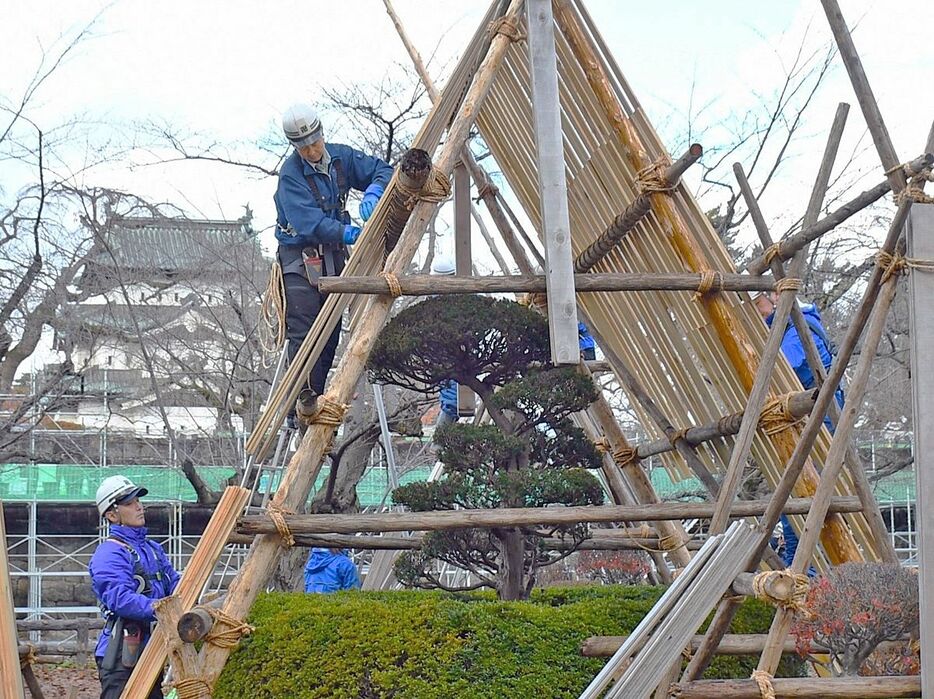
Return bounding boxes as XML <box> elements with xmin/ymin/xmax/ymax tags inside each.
<box><xmin>343</xmin><ymin>224</ymin><xmax>362</xmax><ymax>246</ymax></box>
<box><xmin>358</xmin><ymin>183</ymin><xmax>384</xmax><ymax>222</ymax></box>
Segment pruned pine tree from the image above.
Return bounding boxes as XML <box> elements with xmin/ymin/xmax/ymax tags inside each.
<box><xmin>367</xmin><ymin>295</ymin><xmax>604</xmax><ymax>601</ymax></box>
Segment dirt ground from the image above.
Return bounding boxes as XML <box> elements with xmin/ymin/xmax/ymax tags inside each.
<box><xmin>27</xmin><ymin>664</ymin><xmax>100</xmax><ymax>699</ymax></box>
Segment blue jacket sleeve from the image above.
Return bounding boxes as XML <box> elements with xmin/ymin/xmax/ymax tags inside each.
<box><xmin>339</xmin><ymin>558</ymin><xmax>361</xmax><ymax>590</ymax></box>
<box><xmin>91</xmin><ymin>544</ymin><xmax>156</xmax><ymax>622</ymax></box>
<box><xmin>275</xmin><ymin>171</ymin><xmax>345</xmax><ymax>246</ymax></box>
<box><xmin>345</xmin><ymin>149</ymin><xmax>393</xmax><ymax>192</ymax></box>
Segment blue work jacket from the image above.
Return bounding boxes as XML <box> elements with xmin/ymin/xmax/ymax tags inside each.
<box><xmin>88</xmin><ymin>524</ymin><xmax>180</xmax><ymax>657</ymax></box>
<box><xmin>578</xmin><ymin>322</ymin><xmax>595</xmax><ymax>351</ymax></box>
<box><xmin>304</xmin><ymin>548</ymin><xmax>361</xmax><ymax>594</ymax></box>
<box><xmin>440</xmin><ymin>379</ymin><xmax>458</xmax><ymax>419</ymax></box>
<box><xmin>274</xmin><ymin>144</ymin><xmax>393</xmax><ymax>248</ymax></box>
<box><xmin>766</xmin><ymin>303</ymin><xmax>844</xmax><ymax>408</ymax></box>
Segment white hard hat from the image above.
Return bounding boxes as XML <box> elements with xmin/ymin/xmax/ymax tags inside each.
<box><xmin>282</xmin><ymin>103</ymin><xmax>323</xmax><ymax>148</ymax></box>
<box><xmin>431</xmin><ymin>254</ymin><xmax>456</xmax><ymax>276</ymax></box>
<box><xmin>96</xmin><ymin>475</ymin><xmax>148</xmax><ymax>517</ymax></box>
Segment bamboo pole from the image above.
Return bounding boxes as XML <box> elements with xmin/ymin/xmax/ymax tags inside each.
<box><xmin>0</xmin><ymin>500</ymin><xmax>25</xmax><ymax>699</ymax></box>
<box><xmin>669</xmin><ymin>676</ymin><xmax>921</xmax><ymax>699</ymax></box>
<box><xmin>553</xmin><ymin>0</ymin><xmax>861</xmax><ymax>565</ymax></box>
<box><xmin>198</xmin><ymin>2</ymin><xmax>527</xmax><ymax>689</ymax></box>
<box><xmin>574</xmin><ymin>143</ymin><xmax>703</xmax><ymax>273</ymax></box>
<box><xmin>743</xmin><ymin>152</ymin><xmax>932</xmax><ymax>275</ymax></box>
<box><xmin>318</xmin><ymin>270</ymin><xmax>775</xmax><ymax>295</ymax></box>
<box><xmin>237</xmin><ymin>497</ymin><xmax>862</xmax><ymax>536</ymax></box>
<box><xmin>120</xmin><ymin>486</ymin><xmax>250</xmax><ymax>699</ymax></box>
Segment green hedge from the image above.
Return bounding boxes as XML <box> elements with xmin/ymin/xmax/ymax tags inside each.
<box><xmin>214</xmin><ymin>586</ymin><xmax>804</xmax><ymax>699</ymax></box>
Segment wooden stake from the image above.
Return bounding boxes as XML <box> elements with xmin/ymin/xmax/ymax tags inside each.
<box><xmin>0</xmin><ymin>501</ymin><xmax>26</xmax><ymax>699</ymax></box>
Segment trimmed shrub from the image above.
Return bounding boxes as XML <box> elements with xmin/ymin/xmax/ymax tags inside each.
<box><xmin>214</xmin><ymin>586</ymin><xmax>805</xmax><ymax>698</ymax></box>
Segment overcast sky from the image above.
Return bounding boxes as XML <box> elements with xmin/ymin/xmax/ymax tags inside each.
<box><xmin>3</xmin><ymin>0</ymin><xmax>933</xmax><ymax>261</ymax></box>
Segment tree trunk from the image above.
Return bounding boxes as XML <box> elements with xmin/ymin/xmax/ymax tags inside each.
<box><xmin>496</xmin><ymin>527</ymin><xmax>527</xmax><ymax>601</ymax></box>
<box><xmin>179</xmin><ymin>457</ymin><xmax>220</xmax><ymax>506</ymax></box>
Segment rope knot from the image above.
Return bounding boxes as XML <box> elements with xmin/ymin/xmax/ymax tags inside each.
<box><xmin>267</xmin><ymin>505</ymin><xmax>295</xmax><ymax>548</ymax></box>
<box><xmin>487</xmin><ymin>16</ymin><xmax>525</xmax><ymax>42</ymax></box>
<box><xmin>635</xmin><ymin>155</ymin><xmax>674</xmax><ymax>195</ymax></box>
<box><xmin>751</xmin><ymin>670</ymin><xmax>776</xmax><ymax>699</ymax></box>
<box><xmin>205</xmin><ymin>608</ymin><xmax>254</xmax><ymax>649</ymax></box>
<box><xmin>752</xmin><ymin>569</ymin><xmax>810</xmax><ymax>612</ymax></box>
<box><xmin>758</xmin><ymin>393</ymin><xmax>803</xmax><ymax>436</ymax></box>
<box><xmin>763</xmin><ymin>243</ymin><xmax>783</xmax><ymax>266</ymax></box>
<box><xmin>173</xmin><ymin>677</ymin><xmax>214</xmax><ymax>699</ymax></box>
<box><xmin>775</xmin><ymin>277</ymin><xmax>802</xmax><ymax>293</ymax></box>
<box><xmin>693</xmin><ymin>270</ymin><xmax>722</xmax><ymax>301</ymax></box>
<box><xmin>611</xmin><ymin>445</ymin><xmax>639</xmax><ymax>468</ymax></box>
<box><xmin>379</xmin><ymin>271</ymin><xmax>403</xmax><ymax>298</ymax></box>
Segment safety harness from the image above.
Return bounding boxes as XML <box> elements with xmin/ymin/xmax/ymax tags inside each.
<box><xmin>302</xmin><ymin>158</ymin><xmax>349</xmax><ymax>278</ymax></box>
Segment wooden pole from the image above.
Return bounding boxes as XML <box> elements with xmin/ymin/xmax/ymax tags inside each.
<box><xmin>757</xmin><ymin>244</ymin><xmax>905</xmax><ymax>675</ymax></box>
<box><xmin>907</xmin><ymin>204</ymin><xmax>934</xmax><ymax>698</ymax></box>
<box><xmin>198</xmin><ymin>2</ymin><xmax>527</xmax><ymax>689</ymax></box>
<box><xmin>636</xmin><ymin>390</ymin><xmax>816</xmax><ymax>459</ymax></box>
<box><xmin>527</xmin><ymin>0</ymin><xmax>579</xmax><ymax>364</ymax></box>
<box><xmin>574</xmin><ymin>143</ymin><xmax>703</xmax><ymax>273</ymax></box>
<box><xmin>707</xmin><ymin>164</ymin><xmax>804</xmax><ymax>535</ymax></box>
<box><xmin>318</xmin><ymin>270</ymin><xmax>775</xmax><ymax>295</ymax></box>
<box><xmin>743</xmin><ymin>152</ymin><xmax>932</xmax><ymax>275</ymax></box>
<box><xmin>583</xmin><ymin>634</ymin><xmax>799</xmax><ymax>658</ymax></box>
<box><xmin>670</xmin><ymin>676</ymin><xmax>921</xmax><ymax>699</ymax></box>
<box><xmin>0</xmin><ymin>500</ymin><xmax>25</xmax><ymax>699</ymax></box>
<box><xmin>553</xmin><ymin>0</ymin><xmax>861</xmax><ymax>565</ymax></box>
<box><xmin>237</xmin><ymin>497</ymin><xmax>862</xmax><ymax>536</ymax></box>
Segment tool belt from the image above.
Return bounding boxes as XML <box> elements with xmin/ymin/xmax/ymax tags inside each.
<box><xmin>278</xmin><ymin>243</ymin><xmax>346</xmax><ymax>288</ymax></box>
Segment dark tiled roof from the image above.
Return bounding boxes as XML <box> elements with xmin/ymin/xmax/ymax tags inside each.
<box><xmin>87</xmin><ymin>216</ymin><xmax>260</xmax><ymax>274</ymax></box>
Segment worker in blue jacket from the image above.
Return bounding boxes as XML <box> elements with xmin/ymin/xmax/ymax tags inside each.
<box><xmin>304</xmin><ymin>548</ymin><xmax>361</xmax><ymax>593</ymax></box>
<box><xmin>88</xmin><ymin>476</ymin><xmax>180</xmax><ymax>699</ymax></box>
<box><xmin>578</xmin><ymin>322</ymin><xmax>596</xmax><ymax>361</ymax></box>
<box><xmin>754</xmin><ymin>291</ymin><xmax>843</xmax><ymax>573</ymax></box>
<box><xmin>275</xmin><ymin>102</ymin><xmax>393</xmax><ymax>427</ymax></box>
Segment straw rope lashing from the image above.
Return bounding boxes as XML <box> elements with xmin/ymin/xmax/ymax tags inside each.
<box><xmin>751</xmin><ymin>570</ymin><xmax>810</xmax><ymax>612</ymax></box>
<box><xmin>635</xmin><ymin>155</ymin><xmax>675</xmax><ymax>195</ymax></box>
<box><xmin>259</xmin><ymin>260</ymin><xmax>287</xmax><ymax>359</ymax></box>
<box><xmin>763</xmin><ymin>243</ymin><xmax>783</xmax><ymax>266</ymax></box>
<box><xmin>692</xmin><ymin>270</ymin><xmax>722</xmax><ymax>301</ymax></box>
<box><xmin>267</xmin><ymin>506</ymin><xmax>295</xmax><ymax>548</ymax></box>
<box><xmin>379</xmin><ymin>271</ymin><xmax>403</xmax><ymax>298</ymax></box>
<box><xmin>487</xmin><ymin>15</ymin><xmax>525</xmax><ymax>42</ymax></box>
<box><xmin>475</xmin><ymin>181</ymin><xmax>499</xmax><ymax>200</ymax></box>
<box><xmin>173</xmin><ymin>677</ymin><xmax>213</xmax><ymax>699</ymax></box>
<box><xmin>611</xmin><ymin>445</ymin><xmax>639</xmax><ymax>468</ymax></box>
<box><xmin>875</xmin><ymin>249</ymin><xmax>934</xmax><ymax>284</ymax></box>
<box><xmin>396</xmin><ymin>167</ymin><xmax>452</xmax><ymax>209</ymax></box>
<box><xmin>758</xmin><ymin>393</ymin><xmax>803</xmax><ymax>436</ymax></box>
<box><xmin>204</xmin><ymin>608</ymin><xmax>254</xmax><ymax>649</ymax></box>
<box><xmin>622</xmin><ymin>522</ymin><xmax>687</xmax><ymax>554</ymax></box>
<box><xmin>751</xmin><ymin>670</ymin><xmax>776</xmax><ymax>699</ymax></box>
<box><xmin>19</xmin><ymin>643</ymin><xmax>36</xmax><ymax>668</ymax></box>
<box><xmin>894</xmin><ymin>182</ymin><xmax>934</xmax><ymax>205</ymax></box>
<box><xmin>309</xmin><ymin>396</ymin><xmax>349</xmax><ymax>427</ymax></box>
<box><xmin>774</xmin><ymin>277</ymin><xmax>801</xmax><ymax>293</ymax></box>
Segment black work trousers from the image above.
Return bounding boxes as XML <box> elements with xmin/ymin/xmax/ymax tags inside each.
<box><xmin>279</xmin><ymin>245</ymin><xmax>343</xmax><ymax>395</ymax></box>
<box><xmin>96</xmin><ymin>656</ymin><xmax>163</xmax><ymax>699</ymax></box>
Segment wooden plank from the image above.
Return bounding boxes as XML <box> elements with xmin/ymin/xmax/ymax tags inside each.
<box><xmin>0</xmin><ymin>499</ymin><xmax>25</xmax><ymax>699</ymax></box>
<box><xmin>120</xmin><ymin>486</ymin><xmax>250</xmax><ymax>699</ymax></box>
<box><xmin>907</xmin><ymin>204</ymin><xmax>934</xmax><ymax>698</ymax></box>
<box><xmin>526</xmin><ymin>0</ymin><xmax>579</xmax><ymax>364</ymax></box>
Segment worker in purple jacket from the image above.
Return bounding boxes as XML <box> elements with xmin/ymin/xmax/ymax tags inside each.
<box><xmin>88</xmin><ymin>476</ymin><xmax>180</xmax><ymax>699</ymax></box>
